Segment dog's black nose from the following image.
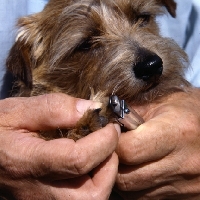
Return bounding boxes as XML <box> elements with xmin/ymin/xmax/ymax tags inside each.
<box><xmin>133</xmin><ymin>54</ymin><xmax>163</xmax><ymax>81</ymax></box>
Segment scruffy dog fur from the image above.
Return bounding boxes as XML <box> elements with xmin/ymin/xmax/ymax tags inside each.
<box><xmin>6</xmin><ymin>0</ymin><xmax>189</xmax><ymax>140</ymax></box>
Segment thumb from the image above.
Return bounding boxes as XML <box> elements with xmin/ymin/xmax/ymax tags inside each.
<box><xmin>0</xmin><ymin>93</ymin><xmax>102</xmax><ymax>131</ymax></box>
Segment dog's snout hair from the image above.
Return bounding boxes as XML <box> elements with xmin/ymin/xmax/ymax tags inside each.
<box><xmin>4</xmin><ymin>2</ymin><xmax>191</xmax><ymax>199</ymax></box>
<box><xmin>6</xmin><ymin>0</ymin><xmax>189</xmax><ymax>104</ymax></box>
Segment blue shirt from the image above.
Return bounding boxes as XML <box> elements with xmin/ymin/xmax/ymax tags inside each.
<box><xmin>157</xmin><ymin>0</ymin><xmax>200</xmax><ymax>86</ymax></box>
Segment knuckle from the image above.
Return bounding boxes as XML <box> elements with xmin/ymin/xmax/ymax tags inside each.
<box><xmin>117</xmin><ymin>144</ymin><xmax>135</xmax><ymax>165</ymax></box>
<box><xmin>116</xmin><ymin>171</ymin><xmax>155</xmax><ymax>191</ymax></box>
<box><xmin>72</xmin><ymin>147</ymin><xmax>90</xmax><ymax>175</ymax></box>
<box><xmin>116</xmin><ymin>174</ymin><xmax>131</xmax><ymax>191</ymax></box>
<box><xmin>123</xmin><ymin>151</ymin><xmax>134</xmax><ymax>164</ymax></box>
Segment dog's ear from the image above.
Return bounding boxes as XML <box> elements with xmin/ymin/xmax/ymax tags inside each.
<box><xmin>6</xmin><ymin>14</ymin><xmax>43</xmax><ymax>89</ymax></box>
<box><xmin>6</xmin><ymin>39</ymin><xmax>33</xmax><ymax>89</ymax></box>
<box><xmin>159</xmin><ymin>0</ymin><xmax>177</xmax><ymax>18</ymax></box>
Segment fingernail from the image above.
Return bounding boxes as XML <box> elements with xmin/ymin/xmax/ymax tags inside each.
<box><xmin>114</xmin><ymin>123</ymin><xmax>121</xmax><ymax>137</ymax></box>
<box><xmin>76</xmin><ymin>99</ymin><xmax>102</xmax><ymax>114</ymax></box>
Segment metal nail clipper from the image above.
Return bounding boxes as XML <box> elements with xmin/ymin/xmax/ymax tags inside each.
<box><xmin>109</xmin><ymin>95</ymin><xmax>144</xmax><ymax>130</ymax></box>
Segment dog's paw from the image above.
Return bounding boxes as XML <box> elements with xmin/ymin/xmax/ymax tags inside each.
<box><xmin>67</xmin><ymin>108</ymin><xmax>109</xmax><ymax>141</ymax></box>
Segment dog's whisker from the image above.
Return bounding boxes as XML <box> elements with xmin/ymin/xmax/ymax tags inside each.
<box><xmin>6</xmin><ymin>0</ymin><xmax>190</xmax><ymax>141</ymax></box>
<box><xmin>112</xmin><ymin>84</ymin><xmax>120</xmax><ymax>96</ymax></box>
<box><xmin>57</xmin><ymin>127</ymin><xmax>64</xmax><ymax>138</ymax></box>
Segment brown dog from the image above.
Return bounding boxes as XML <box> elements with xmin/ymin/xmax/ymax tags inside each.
<box><xmin>6</xmin><ymin>0</ymin><xmax>189</xmax><ymax>140</ymax></box>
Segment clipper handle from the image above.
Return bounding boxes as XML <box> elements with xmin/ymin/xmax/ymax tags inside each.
<box><xmin>118</xmin><ymin>106</ymin><xmax>144</xmax><ymax>130</ymax></box>
<box><xmin>109</xmin><ymin>95</ymin><xmax>144</xmax><ymax>130</ymax></box>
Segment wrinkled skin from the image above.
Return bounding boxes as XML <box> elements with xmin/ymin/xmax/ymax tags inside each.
<box><xmin>0</xmin><ymin>93</ymin><xmax>120</xmax><ymax>200</ymax></box>
<box><xmin>116</xmin><ymin>87</ymin><xmax>200</xmax><ymax>200</ymax></box>
<box><xmin>2</xmin><ymin>88</ymin><xmax>200</xmax><ymax>200</ymax></box>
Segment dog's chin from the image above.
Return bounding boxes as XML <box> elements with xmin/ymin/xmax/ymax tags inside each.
<box><xmin>143</xmin><ymin>76</ymin><xmax>162</xmax><ymax>92</ymax></box>
<box><xmin>143</xmin><ymin>82</ymin><xmax>160</xmax><ymax>93</ymax></box>
<box><xmin>117</xmin><ymin>81</ymin><xmax>165</xmax><ymax>105</ymax></box>
<box><xmin>112</xmin><ymin>77</ymin><xmax>161</xmax><ymax>104</ymax></box>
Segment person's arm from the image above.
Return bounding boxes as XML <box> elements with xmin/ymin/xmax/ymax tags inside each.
<box><xmin>0</xmin><ymin>93</ymin><xmax>120</xmax><ymax>200</ymax></box>
<box><xmin>114</xmin><ymin>87</ymin><xmax>200</xmax><ymax>199</ymax></box>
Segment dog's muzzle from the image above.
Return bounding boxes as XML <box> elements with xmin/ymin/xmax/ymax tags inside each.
<box><xmin>133</xmin><ymin>54</ymin><xmax>163</xmax><ymax>81</ymax></box>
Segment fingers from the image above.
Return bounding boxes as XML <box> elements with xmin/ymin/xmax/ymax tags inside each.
<box><xmin>116</xmin><ymin>117</ymin><xmax>179</xmax><ymax>165</ymax></box>
<box><xmin>41</xmin><ymin>124</ymin><xmax>119</xmax><ymax>178</ymax></box>
<box><xmin>116</xmin><ymin>104</ymin><xmax>183</xmax><ymax>165</ymax></box>
<box><xmin>117</xmin><ymin>177</ymin><xmax>200</xmax><ymax>200</ymax></box>
<box><xmin>20</xmin><ymin>124</ymin><xmax>119</xmax><ymax>180</ymax></box>
<box><xmin>8</xmin><ymin>154</ymin><xmax>118</xmax><ymax>200</ymax></box>
<box><xmin>116</xmin><ymin>155</ymin><xmax>178</xmax><ymax>191</ymax></box>
<box><xmin>116</xmin><ymin>90</ymin><xmax>200</xmax><ymax>166</ymax></box>
<box><xmin>115</xmin><ymin>89</ymin><xmax>200</xmax><ymax>196</ymax></box>
<box><xmin>0</xmin><ymin>93</ymin><xmax>119</xmax><ymax>181</ymax></box>
<box><xmin>50</xmin><ymin>153</ymin><xmax>118</xmax><ymax>200</ymax></box>
<box><xmin>92</xmin><ymin>153</ymin><xmax>118</xmax><ymax>194</ymax></box>
<box><xmin>0</xmin><ymin>94</ymin><xmax>119</xmax><ymax>199</ymax></box>
<box><xmin>0</xmin><ymin>93</ymin><xmax>102</xmax><ymax>131</ymax></box>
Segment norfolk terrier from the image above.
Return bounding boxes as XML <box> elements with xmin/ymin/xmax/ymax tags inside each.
<box><xmin>6</xmin><ymin>0</ymin><xmax>189</xmax><ymax>140</ymax></box>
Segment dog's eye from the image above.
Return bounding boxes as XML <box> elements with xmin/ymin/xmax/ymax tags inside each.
<box><xmin>78</xmin><ymin>39</ymin><xmax>92</xmax><ymax>51</ymax></box>
<box><xmin>137</xmin><ymin>13</ymin><xmax>151</xmax><ymax>27</ymax></box>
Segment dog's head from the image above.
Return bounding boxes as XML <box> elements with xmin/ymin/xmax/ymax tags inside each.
<box><xmin>6</xmin><ymin>0</ymin><xmax>188</xmax><ymax>103</ymax></box>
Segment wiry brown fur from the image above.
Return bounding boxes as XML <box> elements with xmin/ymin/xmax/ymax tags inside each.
<box><xmin>6</xmin><ymin>0</ymin><xmax>189</xmax><ymax>140</ymax></box>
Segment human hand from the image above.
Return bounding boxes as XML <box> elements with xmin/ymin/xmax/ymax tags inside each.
<box><xmin>0</xmin><ymin>93</ymin><xmax>120</xmax><ymax>200</ymax></box>
<box><xmin>115</xmin><ymin>88</ymin><xmax>200</xmax><ymax>200</ymax></box>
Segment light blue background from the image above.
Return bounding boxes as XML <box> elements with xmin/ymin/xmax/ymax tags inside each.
<box><xmin>0</xmin><ymin>0</ymin><xmax>48</xmax><ymax>91</ymax></box>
